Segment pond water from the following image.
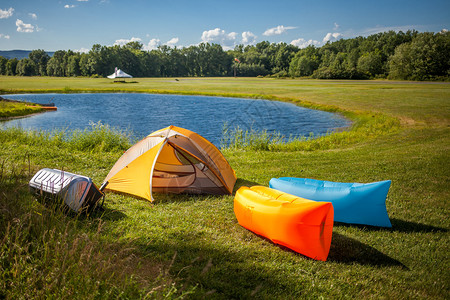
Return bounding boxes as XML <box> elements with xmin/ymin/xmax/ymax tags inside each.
<box><xmin>1</xmin><ymin>93</ymin><xmax>350</xmax><ymax>146</ymax></box>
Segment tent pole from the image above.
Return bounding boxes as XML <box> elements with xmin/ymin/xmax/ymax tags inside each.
<box><xmin>149</xmin><ymin>137</ymin><xmax>170</xmax><ymax>202</ymax></box>
<box><xmin>99</xmin><ymin>181</ymin><xmax>108</xmax><ymax>192</ymax></box>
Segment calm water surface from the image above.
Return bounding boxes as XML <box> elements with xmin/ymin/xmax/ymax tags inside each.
<box><xmin>1</xmin><ymin>93</ymin><xmax>350</xmax><ymax>146</ymax></box>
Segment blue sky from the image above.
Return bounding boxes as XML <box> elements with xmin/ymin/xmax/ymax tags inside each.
<box><xmin>0</xmin><ymin>0</ymin><xmax>449</xmax><ymax>51</ymax></box>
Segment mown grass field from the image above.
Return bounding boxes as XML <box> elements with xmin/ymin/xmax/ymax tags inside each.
<box><xmin>0</xmin><ymin>76</ymin><xmax>449</xmax><ymax>299</ymax></box>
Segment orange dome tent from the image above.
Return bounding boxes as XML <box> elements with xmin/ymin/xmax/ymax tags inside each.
<box><xmin>101</xmin><ymin>126</ymin><xmax>236</xmax><ymax>201</ymax></box>
<box><xmin>234</xmin><ymin>186</ymin><xmax>334</xmax><ymax>261</ymax></box>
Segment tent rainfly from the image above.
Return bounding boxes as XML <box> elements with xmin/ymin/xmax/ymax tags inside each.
<box><xmin>107</xmin><ymin>67</ymin><xmax>133</xmax><ymax>79</ymax></box>
<box><xmin>101</xmin><ymin>126</ymin><xmax>237</xmax><ymax>201</ymax></box>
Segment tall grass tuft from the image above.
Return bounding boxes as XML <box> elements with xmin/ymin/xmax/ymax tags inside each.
<box><xmin>0</xmin><ymin>122</ymin><xmax>133</xmax><ymax>153</ymax></box>
<box><xmin>221</xmin><ymin>123</ymin><xmax>284</xmax><ymax>151</ymax></box>
<box><xmin>0</xmin><ymin>161</ymin><xmax>196</xmax><ymax>299</ymax></box>
<box><xmin>67</xmin><ymin>121</ymin><xmax>133</xmax><ymax>152</ymax></box>
<box><xmin>221</xmin><ymin>112</ymin><xmax>401</xmax><ymax>151</ymax></box>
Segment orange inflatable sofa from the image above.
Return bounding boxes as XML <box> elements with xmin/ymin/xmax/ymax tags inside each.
<box><xmin>234</xmin><ymin>186</ymin><xmax>334</xmax><ymax>261</ymax></box>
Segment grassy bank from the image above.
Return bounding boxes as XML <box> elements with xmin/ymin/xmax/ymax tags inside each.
<box><xmin>0</xmin><ymin>97</ymin><xmax>44</xmax><ymax>119</ymax></box>
<box><xmin>0</xmin><ymin>76</ymin><xmax>449</xmax><ymax>299</ymax></box>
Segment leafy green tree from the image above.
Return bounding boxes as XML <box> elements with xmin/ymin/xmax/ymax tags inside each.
<box><xmin>111</xmin><ymin>45</ymin><xmax>140</xmax><ymax>77</ymax></box>
<box><xmin>16</xmin><ymin>58</ymin><xmax>37</xmax><ymax>76</ymax></box>
<box><xmin>235</xmin><ymin>63</ymin><xmax>268</xmax><ymax>77</ymax></box>
<box><xmin>346</xmin><ymin>48</ymin><xmax>360</xmax><ymax>74</ymax></box>
<box><xmin>125</xmin><ymin>41</ymin><xmax>143</xmax><ymax>50</ymax></box>
<box><xmin>289</xmin><ymin>46</ymin><xmax>320</xmax><ymax>77</ymax></box>
<box><xmin>388</xmin><ymin>43</ymin><xmax>411</xmax><ymax>79</ymax></box>
<box><xmin>357</xmin><ymin>51</ymin><xmax>383</xmax><ymax>78</ymax></box>
<box><xmin>313</xmin><ymin>52</ymin><xmax>360</xmax><ymax>79</ymax></box>
<box><xmin>203</xmin><ymin>43</ymin><xmax>230</xmax><ymax>76</ymax></box>
<box><xmin>66</xmin><ymin>54</ymin><xmax>81</xmax><ymax>76</ymax></box>
<box><xmin>161</xmin><ymin>46</ymin><xmax>186</xmax><ymax>77</ymax></box>
<box><xmin>182</xmin><ymin>43</ymin><xmax>228</xmax><ymax>77</ymax></box>
<box><xmin>0</xmin><ymin>56</ymin><xmax>7</xmax><ymax>75</ymax></box>
<box><xmin>389</xmin><ymin>32</ymin><xmax>450</xmax><ymax>80</ymax></box>
<box><xmin>142</xmin><ymin>50</ymin><xmax>162</xmax><ymax>77</ymax></box>
<box><xmin>329</xmin><ymin>52</ymin><xmax>348</xmax><ymax>78</ymax></box>
<box><xmin>88</xmin><ymin>44</ymin><xmax>114</xmax><ymax>77</ymax></box>
<box><xmin>289</xmin><ymin>56</ymin><xmax>318</xmax><ymax>77</ymax></box>
<box><xmin>5</xmin><ymin>58</ymin><xmax>18</xmax><ymax>76</ymax></box>
<box><xmin>183</xmin><ymin>45</ymin><xmax>202</xmax><ymax>76</ymax></box>
<box><xmin>376</xmin><ymin>30</ymin><xmax>417</xmax><ymax>59</ymax></box>
<box><xmin>156</xmin><ymin>45</ymin><xmax>172</xmax><ymax>77</ymax></box>
<box><xmin>238</xmin><ymin>42</ymin><xmax>270</xmax><ymax>73</ymax></box>
<box><xmin>240</xmin><ymin>48</ymin><xmax>264</xmax><ymax>66</ymax></box>
<box><xmin>79</xmin><ymin>53</ymin><xmax>92</xmax><ymax>76</ymax></box>
<box><xmin>29</xmin><ymin>49</ymin><xmax>50</xmax><ymax>76</ymax></box>
<box><xmin>46</xmin><ymin>50</ymin><xmax>67</xmax><ymax>76</ymax></box>
<box><xmin>271</xmin><ymin>43</ymin><xmax>298</xmax><ymax>74</ymax></box>
<box><xmin>6</xmin><ymin>29</ymin><xmax>446</xmax><ymax>80</ymax></box>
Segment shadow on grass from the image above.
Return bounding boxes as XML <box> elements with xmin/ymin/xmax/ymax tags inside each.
<box><xmin>390</xmin><ymin>218</ymin><xmax>448</xmax><ymax>233</ymax></box>
<box><xmin>111</xmin><ymin>80</ymin><xmax>139</xmax><ymax>84</ymax></box>
<box><xmin>103</xmin><ymin>190</ymin><xmax>203</xmax><ymax>205</ymax></box>
<box><xmin>334</xmin><ymin>219</ymin><xmax>448</xmax><ymax>233</ymax></box>
<box><xmin>141</xmin><ymin>177</ymin><xmax>261</xmax><ymax>204</ymax></box>
<box><xmin>333</xmin><ymin>222</ymin><xmax>393</xmax><ymax>231</ymax></box>
<box><xmin>328</xmin><ymin>232</ymin><xmax>407</xmax><ymax>269</ymax></box>
<box><xmin>129</xmin><ymin>233</ymin><xmax>308</xmax><ymax>298</ymax></box>
<box><xmin>91</xmin><ymin>206</ymin><xmax>127</xmax><ymax>221</ymax></box>
<box><xmin>124</xmin><ymin>229</ymin><xmax>408</xmax><ymax>298</ymax></box>
<box><xmin>236</xmin><ymin>228</ymin><xmax>406</xmax><ymax>268</ymax></box>
<box><xmin>234</xmin><ymin>178</ymin><xmax>261</xmax><ymax>192</ymax></box>
<box><xmin>70</xmin><ymin>212</ymin><xmax>410</xmax><ymax>297</ymax></box>
<box><xmin>154</xmin><ymin>193</ymin><xmax>219</xmax><ymax>204</ymax></box>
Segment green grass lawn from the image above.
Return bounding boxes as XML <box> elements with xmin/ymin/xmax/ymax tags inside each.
<box><xmin>0</xmin><ymin>76</ymin><xmax>449</xmax><ymax>299</ymax></box>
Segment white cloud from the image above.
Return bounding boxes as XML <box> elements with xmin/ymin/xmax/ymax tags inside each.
<box><xmin>74</xmin><ymin>47</ymin><xmax>90</xmax><ymax>53</ymax></box>
<box><xmin>263</xmin><ymin>25</ymin><xmax>296</xmax><ymax>36</ymax></box>
<box><xmin>64</xmin><ymin>4</ymin><xmax>76</xmax><ymax>8</ymax></box>
<box><xmin>0</xmin><ymin>7</ymin><xmax>14</xmax><ymax>19</ymax></box>
<box><xmin>322</xmin><ymin>32</ymin><xmax>343</xmax><ymax>43</ymax></box>
<box><xmin>114</xmin><ymin>37</ymin><xmax>142</xmax><ymax>46</ymax></box>
<box><xmin>201</xmin><ymin>28</ymin><xmax>238</xmax><ymax>49</ymax></box>
<box><xmin>242</xmin><ymin>31</ymin><xmax>257</xmax><ymax>45</ymax></box>
<box><xmin>29</xmin><ymin>13</ymin><xmax>37</xmax><ymax>20</ymax></box>
<box><xmin>333</xmin><ymin>22</ymin><xmax>340</xmax><ymax>30</ymax></box>
<box><xmin>77</xmin><ymin>0</ymin><xmax>89</xmax><ymax>1</ymax></box>
<box><xmin>16</xmin><ymin>19</ymin><xmax>34</xmax><ymax>33</ymax></box>
<box><xmin>359</xmin><ymin>25</ymin><xmax>420</xmax><ymax>36</ymax></box>
<box><xmin>142</xmin><ymin>37</ymin><xmax>179</xmax><ymax>50</ymax></box>
<box><xmin>290</xmin><ymin>38</ymin><xmax>320</xmax><ymax>48</ymax></box>
<box><xmin>0</xmin><ymin>33</ymin><xmax>10</xmax><ymax>39</ymax></box>
<box><xmin>143</xmin><ymin>38</ymin><xmax>161</xmax><ymax>50</ymax></box>
<box><xmin>166</xmin><ymin>37</ymin><xmax>179</xmax><ymax>47</ymax></box>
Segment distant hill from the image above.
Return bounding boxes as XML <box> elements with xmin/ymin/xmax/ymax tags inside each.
<box><xmin>0</xmin><ymin>50</ymin><xmax>55</xmax><ymax>60</ymax></box>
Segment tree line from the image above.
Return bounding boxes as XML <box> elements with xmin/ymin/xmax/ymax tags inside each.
<box><xmin>0</xmin><ymin>30</ymin><xmax>448</xmax><ymax>81</ymax></box>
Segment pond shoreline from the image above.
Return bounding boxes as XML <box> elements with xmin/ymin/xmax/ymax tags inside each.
<box><xmin>0</xmin><ymin>96</ymin><xmax>50</xmax><ymax>121</ymax></box>
<box><xmin>0</xmin><ymin>89</ymin><xmax>355</xmax><ymax>132</ymax></box>
<box><xmin>1</xmin><ymin>93</ymin><xmax>351</xmax><ymax>146</ymax></box>
<box><xmin>0</xmin><ymin>111</ymin><xmax>47</xmax><ymax>121</ymax></box>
